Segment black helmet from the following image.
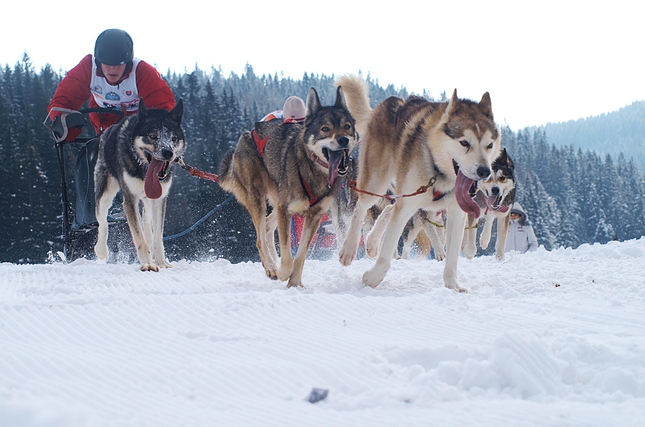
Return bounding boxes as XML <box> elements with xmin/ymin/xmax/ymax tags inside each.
<box><xmin>94</xmin><ymin>29</ymin><xmax>133</xmax><ymax>66</ymax></box>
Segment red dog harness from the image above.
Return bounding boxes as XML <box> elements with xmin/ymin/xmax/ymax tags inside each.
<box><xmin>253</xmin><ymin>118</ymin><xmax>319</xmax><ymax>206</ymax></box>
<box><xmin>252</xmin><ymin>118</ymin><xmax>304</xmax><ymax>158</ymax></box>
<box><xmin>252</xmin><ymin>128</ymin><xmax>270</xmax><ymax>158</ymax></box>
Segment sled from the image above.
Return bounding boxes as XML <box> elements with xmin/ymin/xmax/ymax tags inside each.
<box><xmin>43</xmin><ymin>107</ymin><xmax>132</xmax><ymax>262</ymax></box>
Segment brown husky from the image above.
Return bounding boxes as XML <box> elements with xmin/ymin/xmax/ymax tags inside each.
<box><xmin>335</xmin><ymin>74</ymin><xmax>501</xmax><ymax>292</ymax></box>
<box><xmin>219</xmin><ymin>87</ymin><xmax>358</xmax><ymax>288</ymax></box>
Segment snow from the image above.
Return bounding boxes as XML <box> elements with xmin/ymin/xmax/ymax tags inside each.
<box><xmin>1</xmin><ymin>239</ymin><xmax>645</xmax><ymax>426</ymax></box>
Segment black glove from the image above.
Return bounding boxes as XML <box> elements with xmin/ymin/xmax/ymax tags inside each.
<box><xmin>52</xmin><ymin>115</ymin><xmax>65</xmax><ymax>139</ymax></box>
<box><xmin>51</xmin><ymin>112</ymin><xmax>86</xmax><ymax>142</ymax></box>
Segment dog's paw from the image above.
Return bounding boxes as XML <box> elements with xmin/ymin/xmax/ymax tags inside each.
<box><xmin>263</xmin><ymin>262</ymin><xmax>279</xmax><ymax>280</ymax></box>
<box><xmin>277</xmin><ymin>264</ymin><xmax>293</xmax><ymax>282</ymax></box>
<box><xmin>154</xmin><ymin>258</ymin><xmax>172</xmax><ymax>269</ymax></box>
<box><xmin>479</xmin><ymin>228</ymin><xmax>491</xmax><ymax>249</ymax></box>
<box><xmin>140</xmin><ymin>263</ymin><xmax>160</xmax><ymax>272</ymax></box>
<box><xmin>364</xmin><ymin>234</ymin><xmax>379</xmax><ymax>258</ymax></box>
<box><xmin>463</xmin><ymin>244</ymin><xmax>476</xmax><ymax>260</ymax></box>
<box><xmin>479</xmin><ymin>236</ymin><xmax>491</xmax><ymax>250</ymax></box>
<box><xmin>362</xmin><ymin>266</ymin><xmax>386</xmax><ymax>288</ymax></box>
<box><xmin>339</xmin><ymin>243</ymin><xmax>357</xmax><ymax>266</ymax></box>
<box><xmin>444</xmin><ymin>277</ymin><xmax>469</xmax><ymax>293</ymax></box>
<box><xmin>495</xmin><ymin>251</ymin><xmax>505</xmax><ymax>262</ymax></box>
<box><xmin>286</xmin><ymin>280</ymin><xmax>305</xmax><ymax>289</ymax></box>
<box><xmin>434</xmin><ymin>249</ymin><xmax>446</xmax><ymax>261</ymax></box>
<box><xmin>94</xmin><ymin>242</ymin><xmax>108</xmax><ymax>260</ymax></box>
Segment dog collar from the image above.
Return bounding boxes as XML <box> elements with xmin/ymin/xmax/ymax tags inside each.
<box><xmin>433</xmin><ymin>188</ymin><xmax>446</xmax><ymax>201</ymax></box>
<box><xmin>306</xmin><ymin>146</ymin><xmax>329</xmax><ymax>169</ymax></box>
<box><xmin>430</xmin><ymin>163</ymin><xmax>449</xmax><ymax>201</ymax></box>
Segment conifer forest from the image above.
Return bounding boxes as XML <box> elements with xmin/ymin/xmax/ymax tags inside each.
<box><xmin>2</xmin><ymin>55</ymin><xmax>645</xmax><ymax>264</ymax></box>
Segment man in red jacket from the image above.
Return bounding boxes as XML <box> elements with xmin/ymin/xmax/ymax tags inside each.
<box><xmin>47</xmin><ymin>28</ymin><xmax>176</xmax><ymax>229</ymax></box>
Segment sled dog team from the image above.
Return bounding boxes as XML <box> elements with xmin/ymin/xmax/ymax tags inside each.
<box><xmin>93</xmin><ymin>73</ymin><xmax>517</xmax><ymax>292</ymax></box>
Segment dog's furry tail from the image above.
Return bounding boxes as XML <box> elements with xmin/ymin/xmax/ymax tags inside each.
<box><xmin>335</xmin><ymin>74</ymin><xmax>372</xmax><ymax>136</ymax></box>
<box><xmin>218</xmin><ymin>150</ymin><xmax>235</xmax><ymax>192</ymax></box>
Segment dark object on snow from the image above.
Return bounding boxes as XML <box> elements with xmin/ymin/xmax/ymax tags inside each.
<box><xmin>307</xmin><ymin>388</ymin><xmax>329</xmax><ymax>403</ymax></box>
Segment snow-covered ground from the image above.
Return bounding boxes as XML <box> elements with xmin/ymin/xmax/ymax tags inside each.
<box><xmin>1</xmin><ymin>239</ymin><xmax>644</xmax><ymax>426</ymax></box>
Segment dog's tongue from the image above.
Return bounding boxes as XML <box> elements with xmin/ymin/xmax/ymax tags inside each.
<box><xmin>145</xmin><ymin>158</ymin><xmax>165</xmax><ymax>199</ymax></box>
<box><xmin>455</xmin><ymin>171</ymin><xmax>480</xmax><ymax>217</ymax></box>
<box><xmin>487</xmin><ymin>195</ymin><xmax>510</xmax><ymax>213</ymax></box>
<box><xmin>327</xmin><ymin>150</ymin><xmax>344</xmax><ymax>187</ymax></box>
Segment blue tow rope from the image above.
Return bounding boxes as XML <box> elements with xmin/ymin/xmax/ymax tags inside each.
<box><xmin>163</xmin><ymin>194</ymin><xmax>235</xmax><ymax>241</ymax></box>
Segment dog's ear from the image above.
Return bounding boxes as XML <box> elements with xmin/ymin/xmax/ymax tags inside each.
<box><xmin>505</xmin><ymin>149</ymin><xmax>514</xmax><ymax>170</ymax></box>
<box><xmin>494</xmin><ymin>147</ymin><xmax>503</xmax><ymax>160</ymax></box>
<box><xmin>446</xmin><ymin>89</ymin><xmax>459</xmax><ymax>115</ymax></box>
<box><xmin>169</xmin><ymin>98</ymin><xmax>183</xmax><ymax>123</ymax></box>
<box><xmin>495</xmin><ymin>147</ymin><xmax>508</xmax><ymax>165</ymax></box>
<box><xmin>138</xmin><ymin>98</ymin><xmax>148</xmax><ymax>116</ymax></box>
<box><xmin>479</xmin><ymin>92</ymin><xmax>493</xmax><ymax>119</ymax></box>
<box><xmin>334</xmin><ymin>85</ymin><xmax>348</xmax><ymax>110</ymax></box>
<box><xmin>305</xmin><ymin>87</ymin><xmax>321</xmax><ymax>119</ymax></box>
<box><xmin>497</xmin><ymin>148</ymin><xmax>514</xmax><ymax>172</ymax></box>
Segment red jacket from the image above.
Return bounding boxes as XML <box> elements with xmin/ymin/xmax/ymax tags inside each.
<box><xmin>48</xmin><ymin>54</ymin><xmax>176</xmax><ymax>141</ymax></box>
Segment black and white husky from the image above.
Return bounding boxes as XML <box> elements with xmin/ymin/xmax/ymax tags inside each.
<box><xmin>463</xmin><ymin>148</ymin><xmax>516</xmax><ymax>261</ymax></box>
<box><xmin>93</xmin><ymin>100</ymin><xmax>186</xmax><ymax>271</ymax></box>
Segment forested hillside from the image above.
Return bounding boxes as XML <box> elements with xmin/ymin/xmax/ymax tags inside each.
<box><xmin>535</xmin><ymin>101</ymin><xmax>645</xmax><ymax>172</ymax></box>
<box><xmin>1</xmin><ymin>55</ymin><xmax>644</xmax><ymax>264</ymax></box>
<box><xmin>503</xmin><ymin>127</ymin><xmax>645</xmax><ymax>252</ymax></box>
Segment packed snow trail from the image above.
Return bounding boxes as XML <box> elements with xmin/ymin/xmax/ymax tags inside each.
<box><xmin>1</xmin><ymin>240</ymin><xmax>645</xmax><ymax>426</ymax></box>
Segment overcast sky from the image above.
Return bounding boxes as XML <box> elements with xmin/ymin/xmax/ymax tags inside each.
<box><xmin>3</xmin><ymin>0</ymin><xmax>642</xmax><ymax>129</ymax></box>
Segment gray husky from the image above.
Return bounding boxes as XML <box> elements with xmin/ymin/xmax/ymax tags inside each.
<box><xmin>219</xmin><ymin>87</ymin><xmax>358</xmax><ymax>288</ymax></box>
<box><xmin>94</xmin><ymin>100</ymin><xmax>186</xmax><ymax>271</ymax></box>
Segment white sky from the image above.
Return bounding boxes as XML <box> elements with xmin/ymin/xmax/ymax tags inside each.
<box><xmin>3</xmin><ymin>0</ymin><xmax>643</xmax><ymax>129</ymax></box>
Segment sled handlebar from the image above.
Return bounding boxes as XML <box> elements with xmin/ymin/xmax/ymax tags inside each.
<box><xmin>44</xmin><ymin>107</ymin><xmax>125</xmax><ymax>143</ymax></box>
<box><xmin>76</xmin><ymin>107</ymin><xmax>126</xmax><ymax>116</ymax></box>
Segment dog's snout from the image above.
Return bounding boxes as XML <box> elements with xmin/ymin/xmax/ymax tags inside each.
<box><xmin>477</xmin><ymin>166</ymin><xmax>491</xmax><ymax>179</ymax></box>
<box><xmin>337</xmin><ymin>136</ymin><xmax>349</xmax><ymax>148</ymax></box>
<box><xmin>491</xmin><ymin>186</ymin><xmax>500</xmax><ymax>196</ymax></box>
<box><xmin>161</xmin><ymin>149</ymin><xmax>174</xmax><ymax>160</ymax></box>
